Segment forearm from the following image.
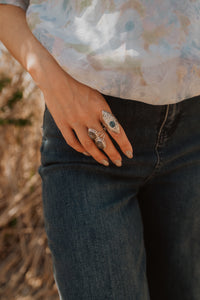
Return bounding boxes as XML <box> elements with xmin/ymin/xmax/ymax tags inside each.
<box><xmin>0</xmin><ymin>4</ymin><xmax>70</xmax><ymax>90</ymax></box>
<box><xmin>0</xmin><ymin>5</ymin><xmax>133</xmax><ymax>165</ymax></box>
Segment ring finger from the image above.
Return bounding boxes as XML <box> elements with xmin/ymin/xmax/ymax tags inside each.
<box><xmin>74</xmin><ymin>123</ymin><xmax>122</xmax><ymax>167</ymax></box>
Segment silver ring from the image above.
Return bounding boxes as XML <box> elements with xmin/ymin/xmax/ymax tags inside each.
<box><xmin>102</xmin><ymin>110</ymin><xmax>120</xmax><ymax>134</ymax></box>
<box><xmin>88</xmin><ymin>128</ymin><xmax>106</xmax><ymax>150</ymax></box>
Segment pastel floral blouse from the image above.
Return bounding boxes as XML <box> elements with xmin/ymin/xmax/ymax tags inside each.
<box><xmin>1</xmin><ymin>0</ymin><xmax>200</xmax><ymax>105</ymax></box>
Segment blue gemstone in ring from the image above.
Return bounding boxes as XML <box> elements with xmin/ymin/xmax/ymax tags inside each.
<box><xmin>109</xmin><ymin>121</ymin><xmax>115</xmax><ymax>128</ymax></box>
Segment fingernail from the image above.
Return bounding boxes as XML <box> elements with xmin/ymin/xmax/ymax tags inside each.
<box><xmin>114</xmin><ymin>160</ymin><xmax>122</xmax><ymax>167</ymax></box>
<box><xmin>126</xmin><ymin>150</ymin><xmax>133</xmax><ymax>159</ymax></box>
<box><xmin>101</xmin><ymin>159</ymin><xmax>109</xmax><ymax>166</ymax></box>
<box><xmin>83</xmin><ymin>151</ymin><xmax>90</xmax><ymax>156</ymax></box>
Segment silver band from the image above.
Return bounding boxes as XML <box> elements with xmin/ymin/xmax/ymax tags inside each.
<box><xmin>88</xmin><ymin>128</ymin><xmax>106</xmax><ymax>150</ymax></box>
<box><xmin>102</xmin><ymin>110</ymin><xmax>120</xmax><ymax>134</ymax></box>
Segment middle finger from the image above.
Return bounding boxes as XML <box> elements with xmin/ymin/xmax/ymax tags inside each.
<box><xmin>100</xmin><ymin>110</ymin><xmax>133</xmax><ymax>159</ymax></box>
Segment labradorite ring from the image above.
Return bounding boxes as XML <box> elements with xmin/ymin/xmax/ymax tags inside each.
<box><xmin>102</xmin><ymin>110</ymin><xmax>120</xmax><ymax>134</ymax></box>
<box><xmin>88</xmin><ymin>128</ymin><xmax>106</xmax><ymax>150</ymax></box>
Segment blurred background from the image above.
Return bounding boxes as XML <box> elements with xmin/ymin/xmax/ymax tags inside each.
<box><xmin>0</xmin><ymin>43</ymin><xmax>59</xmax><ymax>300</ymax></box>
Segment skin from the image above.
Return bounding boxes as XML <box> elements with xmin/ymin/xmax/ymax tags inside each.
<box><xmin>0</xmin><ymin>4</ymin><xmax>133</xmax><ymax>167</ymax></box>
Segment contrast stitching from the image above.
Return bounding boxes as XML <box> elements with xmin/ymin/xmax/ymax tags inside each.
<box><xmin>142</xmin><ymin>104</ymin><xmax>170</xmax><ymax>185</ymax></box>
<box><xmin>154</xmin><ymin>104</ymin><xmax>170</xmax><ymax>167</ymax></box>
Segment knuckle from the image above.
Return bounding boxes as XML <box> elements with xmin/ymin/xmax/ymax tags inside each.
<box><xmin>84</xmin><ymin>139</ymin><xmax>94</xmax><ymax>148</ymax></box>
<box><xmin>71</xmin><ymin>120</ymin><xmax>82</xmax><ymax>128</ymax></box>
<box><xmin>67</xmin><ymin>139</ymin><xmax>79</xmax><ymax>149</ymax></box>
<box><xmin>108</xmin><ymin>151</ymin><xmax>120</xmax><ymax>161</ymax></box>
<box><xmin>119</xmin><ymin>140</ymin><xmax>129</xmax><ymax>149</ymax></box>
<box><xmin>115</xmin><ymin>133</ymin><xmax>131</xmax><ymax>146</ymax></box>
<box><xmin>59</xmin><ymin>118</ymin><xmax>69</xmax><ymax>128</ymax></box>
<box><xmin>95</xmin><ymin>154</ymin><xmax>105</xmax><ymax>162</ymax></box>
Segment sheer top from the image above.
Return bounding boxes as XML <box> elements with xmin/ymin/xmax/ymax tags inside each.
<box><xmin>1</xmin><ymin>0</ymin><xmax>200</xmax><ymax>104</ymax></box>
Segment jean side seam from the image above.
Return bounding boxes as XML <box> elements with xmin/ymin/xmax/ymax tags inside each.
<box><xmin>142</xmin><ymin>104</ymin><xmax>170</xmax><ymax>185</ymax></box>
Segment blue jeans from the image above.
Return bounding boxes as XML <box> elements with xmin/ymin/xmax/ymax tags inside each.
<box><xmin>38</xmin><ymin>95</ymin><xmax>200</xmax><ymax>300</ymax></box>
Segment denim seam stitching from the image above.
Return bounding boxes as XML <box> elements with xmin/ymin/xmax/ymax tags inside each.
<box><xmin>142</xmin><ymin>104</ymin><xmax>170</xmax><ymax>185</ymax></box>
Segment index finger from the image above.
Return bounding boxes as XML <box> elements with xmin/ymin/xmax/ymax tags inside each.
<box><xmin>100</xmin><ymin>110</ymin><xmax>133</xmax><ymax>159</ymax></box>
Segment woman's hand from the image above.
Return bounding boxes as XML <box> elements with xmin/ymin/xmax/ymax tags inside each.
<box><xmin>0</xmin><ymin>5</ymin><xmax>133</xmax><ymax>167</ymax></box>
<box><xmin>40</xmin><ymin>66</ymin><xmax>133</xmax><ymax>167</ymax></box>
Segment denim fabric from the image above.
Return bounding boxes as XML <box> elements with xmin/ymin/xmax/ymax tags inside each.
<box><xmin>38</xmin><ymin>95</ymin><xmax>200</xmax><ymax>300</ymax></box>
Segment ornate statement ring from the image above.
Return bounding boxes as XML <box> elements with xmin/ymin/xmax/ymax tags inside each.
<box><xmin>88</xmin><ymin>128</ymin><xmax>106</xmax><ymax>150</ymax></box>
<box><xmin>102</xmin><ymin>110</ymin><xmax>120</xmax><ymax>134</ymax></box>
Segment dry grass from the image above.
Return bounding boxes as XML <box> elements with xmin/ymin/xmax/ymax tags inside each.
<box><xmin>0</xmin><ymin>45</ymin><xmax>59</xmax><ymax>300</ymax></box>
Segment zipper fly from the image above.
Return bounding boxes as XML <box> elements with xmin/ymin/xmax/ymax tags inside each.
<box><xmin>154</xmin><ymin>104</ymin><xmax>170</xmax><ymax>167</ymax></box>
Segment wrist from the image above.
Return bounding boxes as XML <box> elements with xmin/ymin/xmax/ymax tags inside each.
<box><xmin>27</xmin><ymin>49</ymin><xmax>55</xmax><ymax>88</ymax></box>
<box><xmin>27</xmin><ymin>49</ymin><xmax>74</xmax><ymax>94</ymax></box>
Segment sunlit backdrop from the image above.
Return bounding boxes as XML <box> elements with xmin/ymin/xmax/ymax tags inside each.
<box><xmin>0</xmin><ymin>42</ymin><xmax>59</xmax><ymax>300</ymax></box>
